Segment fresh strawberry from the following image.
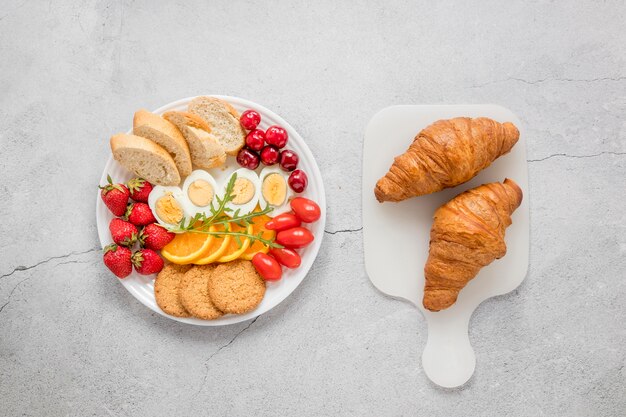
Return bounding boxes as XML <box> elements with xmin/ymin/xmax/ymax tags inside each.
<box><xmin>140</xmin><ymin>223</ymin><xmax>175</xmax><ymax>250</ymax></box>
<box><xmin>125</xmin><ymin>202</ymin><xmax>156</xmax><ymax>226</ymax></box>
<box><xmin>99</xmin><ymin>175</ymin><xmax>130</xmax><ymax>216</ymax></box>
<box><xmin>132</xmin><ymin>249</ymin><xmax>164</xmax><ymax>275</ymax></box>
<box><xmin>109</xmin><ymin>218</ymin><xmax>138</xmax><ymax>247</ymax></box>
<box><xmin>127</xmin><ymin>178</ymin><xmax>153</xmax><ymax>203</ymax></box>
<box><xmin>103</xmin><ymin>244</ymin><xmax>132</xmax><ymax>278</ymax></box>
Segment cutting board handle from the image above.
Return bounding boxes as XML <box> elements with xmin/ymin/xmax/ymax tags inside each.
<box><xmin>421</xmin><ymin>307</ymin><xmax>476</xmax><ymax>388</ymax></box>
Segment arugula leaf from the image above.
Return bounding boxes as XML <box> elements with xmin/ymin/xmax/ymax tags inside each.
<box><xmin>164</xmin><ymin>171</ymin><xmax>279</xmax><ymax>249</ymax></box>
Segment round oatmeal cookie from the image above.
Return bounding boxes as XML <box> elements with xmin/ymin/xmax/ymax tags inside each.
<box><xmin>208</xmin><ymin>260</ymin><xmax>266</xmax><ymax>314</ymax></box>
<box><xmin>154</xmin><ymin>263</ymin><xmax>193</xmax><ymax>317</ymax></box>
<box><xmin>179</xmin><ymin>265</ymin><xmax>224</xmax><ymax>320</ymax></box>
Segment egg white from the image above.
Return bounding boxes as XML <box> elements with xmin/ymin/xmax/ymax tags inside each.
<box><xmin>182</xmin><ymin>170</ymin><xmax>219</xmax><ymax>217</ymax></box>
<box><xmin>222</xmin><ymin>168</ymin><xmax>261</xmax><ymax>217</ymax></box>
<box><xmin>148</xmin><ymin>185</ymin><xmax>193</xmax><ymax>228</ymax></box>
<box><xmin>258</xmin><ymin>166</ymin><xmax>294</xmax><ymax>217</ymax></box>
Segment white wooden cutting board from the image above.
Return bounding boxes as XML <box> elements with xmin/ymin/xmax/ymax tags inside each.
<box><xmin>362</xmin><ymin>105</ymin><xmax>529</xmax><ymax>388</ymax></box>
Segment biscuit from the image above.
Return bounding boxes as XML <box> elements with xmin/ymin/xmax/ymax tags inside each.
<box><xmin>179</xmin><ymin>265</ymin><xmax>224</xmax><ymax>320</ymax></box>
<box><xmin>208</xmin><ymin>260</ymin><xmax>266</xmax><ymax>314</ymax></box>
<box><xmin>154</xmin><ymin>263</ymin><xmax>193</xmax><ymax>317</ymax></box>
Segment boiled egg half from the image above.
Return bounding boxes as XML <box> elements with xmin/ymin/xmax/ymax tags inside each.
<box><xmin>182</xmin><ymin>170</ymin><xmax>219</xmax><ymax>217</ymax></box>
<box><xmin>148</xmin><ymin>186</ymin><xmax>192</xmax><ymax>228</ymax></box>
<box><xmin>222</xmin><ymin>168</ymin><xmax>261</xmax><ymax>216</ymax></box>
<box><xmin>258</xmin><ymin>166</ymin><xmax>293</xmax><ymax>217</ymax></box>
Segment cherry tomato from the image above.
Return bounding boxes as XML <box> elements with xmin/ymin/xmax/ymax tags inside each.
<box><xmin>269</xmin><ymin>248</ymin><xmax>301</xmax><ymax>268</ymax></box>
<box><xmin>290</xmin><ymin>197</ymin><xmax>321</xmax><ymax>223</ymax></box>
<box><xmin>252</xmin><ymin>253</ymin><xmax>282</xmax><ymax>281</ymax></box>
<box><xmin>276</xmin><ymin>227</ymin><xmax>314</xmax><ymax>249</ymax></box>
<box><xmin>265</xmin><ymin>213</ymin><xmax>301</xmax><ymax>231</ymax></box>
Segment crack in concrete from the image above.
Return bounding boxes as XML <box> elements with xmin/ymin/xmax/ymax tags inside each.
<box><xmin>324</xmin><ymin>227</ymin><xmax>363</xmax><ymax>235</ymax></box>
<box><xmin>56</xmin><ymin>259</ymin><xmax>94</xmax><ymax>267</ymax></box>
<box><xmin>527</xmin><ymin>151</ymin><xmax>626</xmax><ymax>163</ymax></box>
<box><xmin>469</xmin><ymin>76</ymin><xmax>626</xmax><ymax>88</ymax></box>
<box><xmin>0</xmin><ymin>0</ymin><xmax>28</xmax><ymax>22</ymax></box>
<box><xmin>0</xmin><ymin>247</ymin><xmax>100</xmax><ymax>280</ymax></box>
<box><xmin>0</xmin><ymin>276</ymin><xmax>32</xmax><ymax>315</ymax></box>
<box><xmin>510</xmin><ymin>76</ymin><xmax>626</xmax><ymax>85</ymax></box>
<box><xmin>196</xmin><ymin>317</ymin><xmax>259</xmax><ymax>395</ymax></box>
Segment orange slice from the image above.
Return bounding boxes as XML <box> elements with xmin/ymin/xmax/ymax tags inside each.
<box><xmin>161</xmin><ymin>225</ymin><xmax>214</xmax><ymax>264</ymax></box>
<box><xmin>216</xmin><ymin>222</ymin><xmax>253</xmax><ymax>263</ymax></box>
<box><xmin>194</xmin><ymin>224</ymin><xmax>231</xmax><ymax>265</ymax></box>
<box><xmin>240</xmin><ymin>214</ymin><xmax>275</xmax><ymax>261</ymax></box>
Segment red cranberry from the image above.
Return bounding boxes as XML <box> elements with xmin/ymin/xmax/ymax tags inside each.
<box><xmin>236</xmin><ymin>148</ymin><xmax>260</xmax><ymax>170</ymax></box>
<box><xmin>279</xmin><ymin>149</ymin><xmax>299</xmax><ymax>171</ymax></box>
<box><xmin>240</xmin><ymin>110</ymin><xmax>261</xmax><ymax>130</ymax></box>
<box><xmin>288</xmin><ymin>170</ymin><xmax>308</xmax><ymax>193</ymax></box>
<box><xmin>265</xmin><ymin>125</ymin><xmax>288</xmax><ymax>148</ymax></box>
<box><xmin>260</xmin><ymin>145</ymin><xmax>280</xmax><ymax>165</ymax></box>
<box><xmin>245</xmin><ymin>129</ymin><xmax>266</xmax><ymax>151</ymax></box>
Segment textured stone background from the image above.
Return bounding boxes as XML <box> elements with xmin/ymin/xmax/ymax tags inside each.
<box><xmin>1</xmin><ymin>1</ymin><xmax>624</xmax><ymax>416</ymax></box>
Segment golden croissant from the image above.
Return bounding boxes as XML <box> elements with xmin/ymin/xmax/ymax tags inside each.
<box><xmin>375</xmin><ymin>117</ymin><xmax>519</xmax><ymax>202</ymax></box>
<box><xmin>423</xmin><ymin>179</ymin><xmax>523</xmax><ymax>312</ymax></box>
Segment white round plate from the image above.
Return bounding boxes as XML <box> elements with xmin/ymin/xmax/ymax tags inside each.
<box><xmin>96</xmin><ymin>95</ymin><xmax>326</xmax><ymax>325</ymax></box>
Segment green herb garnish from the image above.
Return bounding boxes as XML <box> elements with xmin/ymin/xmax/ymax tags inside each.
<box><xmin>166</xmin><ymin>173</ymin><xmax>282</xmax><ymax>249</ymax></box>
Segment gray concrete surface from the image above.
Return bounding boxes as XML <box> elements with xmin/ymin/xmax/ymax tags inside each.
<box><xmin>1</xmin><ymin>1</ymin><xmax>624</xmax><ymax>416</ymax></box>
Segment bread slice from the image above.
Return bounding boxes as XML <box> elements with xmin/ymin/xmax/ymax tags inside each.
<box><xmin>132</xmin><ymin>109</ymin><xmax>192</xmax><ymax>177</ymax></box>
<box><xmin>162</xmin><ymin>111</ymin><xmax>226</xmax><ymax>169</ymax></box>
<box><xmin>187</xmin><ymin>97</ymin><xmax>246</xmax><ymax>155</ymax></box>
<box><xmin>110</xmin><ymin>133</ymin><xmax>181</xmax><ymax>186</ymax></box>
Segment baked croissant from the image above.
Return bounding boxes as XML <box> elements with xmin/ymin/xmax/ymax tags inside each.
<box><xmin>375</xmin><ymin>117</ymin><xmax>519</xmax><ymax>202</ymax></box>
<box><xmin>423</xmin><ymin>179</ymin><xmax>523</xmax><ymax>311</ymax></box>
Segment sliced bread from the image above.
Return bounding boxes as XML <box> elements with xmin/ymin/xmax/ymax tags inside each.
<box><xmin>162</xmin><ymin>111</ymin><xmax>226</xmax><ymax>169</ymax></box>
<box><xmin>132</xmin><ymin>109</ymin><xmax>192</xmax><ymax>177</ymax></box>
<box><xmin>187</xmin><ymin>96</ymin><xmax>246</xmax><ymax>155</ymax></box>
<box><xmin>110</xmin><ymin>133</ymin><xmax>181</xmax><ymax>186</ymax></box>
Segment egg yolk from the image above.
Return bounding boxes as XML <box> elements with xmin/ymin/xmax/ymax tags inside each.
<box><xmin>188</xmin><ymin>180</ymin><xmax>214</xmax><ymax>207</ymax></box>
<box><xmin>156</xmin><ymin>193</ymin><xmax>184</xmax><ymax>225</ymax></box>
<box><xmin>262</xmin><ymin>173</ymin><xmax>287</xmax><ymax>206</ymax></box>
<box><xmin>232</xmin><ymin>178</ymin><xmax>255</xmax><ymax>205</ymax></box>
